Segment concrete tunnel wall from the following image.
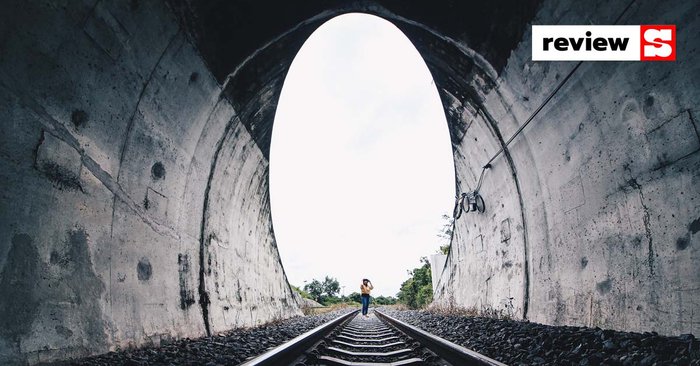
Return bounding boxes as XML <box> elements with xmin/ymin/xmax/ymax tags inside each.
<box><xmin>0</xmin><ymin>1</ymin><xmax>299</xmax><ymax>363</ymax></box>
<box><xmin>432</xmin><ymin>0</ymin><xmax>700</xmax><ymax>337</ymax></box>
<box><xmin>0</xmin><ymin>0</ymin><xmax>698</xmax><ymax>363</ymax></box>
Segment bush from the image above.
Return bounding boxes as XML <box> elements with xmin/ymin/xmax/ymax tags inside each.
<box><xmin>397</xmin><ymin>257</ymin><xmax>433</xmax><ymax>309</ymax></box>
<box><xmin>374</xmin><ymin>295</ymin><xmax>398</xmax><ymax>305</ymax></box>
<box><xmin>347</xmin><ymin>292</ymin><xmax>362</xmax><ymax>304</ymax></box>
<box><xmin>303</xmin><ymin>276</ymin><xmax>340</xmax><ymax>305</ymax></box>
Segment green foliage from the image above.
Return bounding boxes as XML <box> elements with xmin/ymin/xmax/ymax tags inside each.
<box><xmin>397</xmin><ymin>257</ymin><xmax>433</xmax><ymax>309</ymax></box>
<box><xmin>303</xmin><ymin>276</ymin><xmax>341</xmax><ymax>305</ymax></box>
<box><xmin>299</xmin><ymin>277</ymin><xmax>395</xmax><ymax>307</ymax></box>
<box><xmin>438</xmin><ymin>214</ymin><xmax>453</xmax><ymax>255</ymax></box>
<box><xmin>323</xmin><ymin>296</ymin><xmax>343</xmax><ymax>305</ymax></box>
<box><xmin>397</xmin><ymin>215</ymin><xmax>452</xmax><ymax>308</ymax></box>
<box><xmin>303</xmin><ymin>279</ymin><xmax>323</xmax><ymax>301</ymax></box>
<box><xmin>373</xmin><ymin>295</ymin><xmax>398</xmax><ymax>305</ymax></box>
<box><xmin>345</xmin><ymin>291</ymin><xmax>395</xmax><ymax>305</ymax></box>
<box><xmin>347</xmin><ymin>292</ymin><xmax>362</xmax><ymax>304</ymax></box>
<box><xmin>323</xmin><ymin>276</ymin><xmax>340</xmax><ymax>297</ymax></box>
<box><xmin>291</xmin><ymin>285</ymin><xmax>312</xmax><ymax>299</ymax></box>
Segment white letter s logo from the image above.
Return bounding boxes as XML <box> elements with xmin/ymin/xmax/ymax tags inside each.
<box><xmin>643</xmin><ymin>29</ymin><xmax>673</xmax><ymax>57</ymax></box>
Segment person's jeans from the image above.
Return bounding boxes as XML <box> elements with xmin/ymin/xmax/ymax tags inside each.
<box><xmin>361</xmin><ymin>295</ymin><xmax>370</xmax><ymax>315</ymax></box>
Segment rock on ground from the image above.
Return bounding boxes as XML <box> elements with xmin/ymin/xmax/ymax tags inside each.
<box><xmin>42</xmin><ymin>308</ymin><xmax>354</xmax><ymax>366</ymax></box>
<box><xmin>42</xmin><ymin>307</ymin><xmax>700</xmax><ymax>365</ymax></box>
<box><xmin>381</xmin><ymin>308</ymin><xmax>700</xmax><ymax>366</ymax></box>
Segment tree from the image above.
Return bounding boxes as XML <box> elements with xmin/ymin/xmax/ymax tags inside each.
<box><xmin>303</xmin><ymin>279</ymin><xmax>324</xmax><ymax>302</ymax></box>
<box><xmin>347</xmin><ymin>292</ymin><xmax>362</xmax><ymax>304</ymax></box>
<box><xmin>437</xmin><ymin>214</ymin><xmax>453</xmax><ymax>255</ymax></box>
<box><xmin>374</xmin><ymin>295</ymin><xmax>397</xmax><ymax>305</ymax></box>
<box><xmin>397</xmin><ymin>215</ymin><xmax>450</xmax><ymax>308</ymax></box>
<box><xmin>322</xmin><ymin>276</ymin><xmax>340</xmax><ymax>298</ymax></box>
<box><xmin>397</xmin><ymin>257</ymin><xmax>433</xmax><ymax>309</ymax></box>
<box><xmin>303</xmin><ymin>276</ymin><xmax>341</xmax><ymax>304</ymax></box>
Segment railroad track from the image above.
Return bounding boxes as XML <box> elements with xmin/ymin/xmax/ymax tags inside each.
<box><xmin>240</xmin><ymin>309</ymin><xmax>507</xmax><ymax>366</ymax></box>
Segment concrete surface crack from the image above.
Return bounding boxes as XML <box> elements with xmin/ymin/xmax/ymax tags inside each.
<box><xmin>688</xmin><ymin>109</ymin><xmax>700</xmax><ymax>143</ymax></box>
<box><xmin>627</xmin><ymin>178</ymin><xmax>654</xmax><ymax>276</ymax></box>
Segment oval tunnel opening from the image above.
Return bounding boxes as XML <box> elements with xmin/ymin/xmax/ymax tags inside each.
<box><xmin>269</xmin><ymin>13</ymin><xmax>456</xmax><ymax>298</ymax></box>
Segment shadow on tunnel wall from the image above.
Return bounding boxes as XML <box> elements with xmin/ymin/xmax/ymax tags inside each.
<box><xmin>0</xmin><ymin>0</ymin><xmax>698</xmax><ymax>363</ymax></box>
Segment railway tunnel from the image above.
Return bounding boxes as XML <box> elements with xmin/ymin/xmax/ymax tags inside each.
<box><xmin>0</xmin><ymin>0</ymin><xmax>698</xmax><ymax>363</ymax></box>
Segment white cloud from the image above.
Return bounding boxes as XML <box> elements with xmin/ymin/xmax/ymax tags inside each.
<box><xmin>269</xmin><ymin>13</ymin><xmax>455</xmax><ymax>297</ymax></box>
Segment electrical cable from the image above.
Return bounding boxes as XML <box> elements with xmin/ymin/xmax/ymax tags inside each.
<box><xmin>472</xmin><ymin>0</ymin><xmax>637</xmax><ymax>193</ymax></box>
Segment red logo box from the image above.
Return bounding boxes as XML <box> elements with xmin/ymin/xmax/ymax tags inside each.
<box><xmin>640</xmin><ymin>25</ymin><xmax>676</xmax><ymax>61</ymax></box>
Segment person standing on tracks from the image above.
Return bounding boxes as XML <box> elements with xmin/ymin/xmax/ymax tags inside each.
<box><xmin>360</xmin><ymin>278</ymin><xmax>374</xmax><ymax>316</ymax></box>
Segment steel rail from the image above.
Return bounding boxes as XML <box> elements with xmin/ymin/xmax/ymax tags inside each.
<box><xmin>374</xmin><ymin>310</ymin><xmax>508</xmax><ymax>366</ymax></box>
<box><xmin>239</xmin><ymin>309</ymin><xmax>359</xmax><ymax>366</ymax></box>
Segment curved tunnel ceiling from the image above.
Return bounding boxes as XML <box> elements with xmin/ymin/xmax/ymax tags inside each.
<box><xmin>171</xmin><ymin>0</ymin><xmax>545</xmax><ymax>339</ymax></box>
<box><xmin>167</xmin><ymin>0</ymin><xmax>542</xmax><ymax>158</ymax></box>
<box><xmin>169</xmin><ymin>0</ymin><xmax>541</xmax><ymax>80</ymax></box>
<box><xmin>170</xmin><ymin>0</ymin><xmax>543</xmax><ymax>318</ymax></box>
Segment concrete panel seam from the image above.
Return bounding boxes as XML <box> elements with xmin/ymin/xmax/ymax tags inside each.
<box><xmin>476</xmin><ymin>106</ymin><xmax>531</xmax><ymax>320</ymax></box>
<box><xmin>177</xmin><ymin>96</ymin><xmax>227</xmax><ymax>206</ymax></box>
<box><xmin>651</xmin><ymin>148</ymin><xmax>700</xmax><ymax>172</ymax></box>
<box><xmin>144</xmin><ymin>186</ymin><xmax>169</xmax><ymax>221</ymax></box>
<box><xmin>0</xmin><ymin>72</ymin><xmax>181</xmax><ymax>240</ymax></box>
<box><xmin>198</xmin><ymin>113</ymin><xmax>241</xmax><ymax>337</ymax></box>
<box><xmin>82</xmin><ymin>1</ymin><xmax>131</xmax><ymax>61</ymax></box>
<box><xmin>383</xmin><ymin>12</ymin><xmax>498</xmax><ymax>81</ymax></box>
<box><xmin>79</xmin><ymin>0</ymin><xmax>102</xmax><ymax>29</ymax></box>
<box><xmin>644</xmin><ymin>109</ymin><xmax>689</xmax><ymax>136</ymax></box>
<box><xmin>561</xmin><ymin>173</ymin><xmax>586</xmax><ymax>214</ymax></box>
<box><xmin>111</xmin><ymin>29</ymin><xmax>181</xmax><ymax>237</ymax></box>
<box><xmin>262</xmin><ymin>169</ymin><xmax>301</xmax><ymax>304</ymax></box>
<box><xmin>688</xmin><ymin>109</ymin><xmax>700</xmax><ymax>144</ymax></box>
<box><xmin>220</xmin><ymin>9</ymin><xmax>339</xmax><ymax>89</ymax></box>
<box><xmin>646</xmin><ymin>109</ymin><xmax>700</xmax><ymax>172</ymax></box>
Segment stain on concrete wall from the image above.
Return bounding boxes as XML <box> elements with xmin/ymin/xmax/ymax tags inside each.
<box><xmin>137</xmin><ymin>257</ymin><xmax>152</xmax><ymax>281</ymax></box>
<box><xmin>151</xmin><ymin>162</ymin><xmax>165</xmax><ymax>180</ymax></box>
<box><xmin>596</xmin><ymin>279</ymin><xmax>612</xmax><ymax>294</ymax></box>
<box><xmin>55</xmin><ymin>228</ymin><xmax>109</xmax><ymax>352</ymax></box>
<box><xmin>690</xmin><ymin>217</ymin><xmax>700</xmax><ymax>234</ymax></box>
<box><xmin>0</xmin><ymin>228</ymin><xmax>109</xmax><ymax>363</ymax></box>
<box><xmin>35</xmin><ymin>131</ymin><xmax>83</xmax><ymax>192</ymax></box>
<box><xmin>0</xmin><ymin>234</ymin><xmax>40</xmax><ymax>340</ymax></box>
<box><xmin>178</xmin><ymin>254</ymin><xmax>196</xmax><ymax>309</ymax></box>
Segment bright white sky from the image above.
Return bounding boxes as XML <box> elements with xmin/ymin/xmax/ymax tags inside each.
<box><xmin>269</xmin><ymin>13</ymin><xmax>455</xmax><ymax>297</ymax></box>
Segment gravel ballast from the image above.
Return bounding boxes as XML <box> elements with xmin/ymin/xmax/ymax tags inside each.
<box><xmin>381</xmin><ymin>308</ymin><xmax>700</xmax><ymax>365</ymax></box>
<box><xmin>44</xmin><ymin>309</ymin><xmax>353</xmax><ymax>366</ymax></box>
<box><xmin>43</xmin><ymin>307</ymin><xmax>700</xmax><ymax>365</ymax></box>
